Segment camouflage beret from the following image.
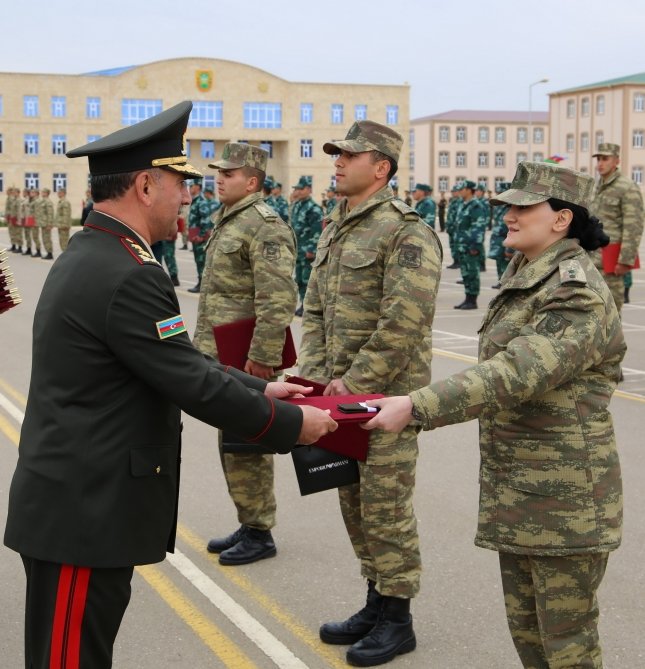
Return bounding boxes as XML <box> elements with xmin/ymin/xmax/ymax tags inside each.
<box><xmin>293</xmin><ymin>176</ymin><xmax>312</xmax><ymax>189</ymax></box>
<box><xmin>461</xmin><ymin>180</ymin><xmax>477</xmax><ymax>191</ymax></box>
<box><xmin>209</xmin><ymin>142</ymin><xmax>268</xmax><ymax>171</ymax></box>
<box><xmin>414</xmin><ymin>183</ymin><xmax>432</xmax><ymax>192</ymax></box>
<box><xmin>323</xmin><ymin>120</ymin><xmax>402</xmax><ymax>163</ymax></box>
<box><xmin>490</xmin><ymin>161</ymin><xmax>594</xmax><ymax>209</ymax></box>
<box><xmin>592</xmin><ymin>142</ymin><xmax>620</xmax><ymax>158</ymax></box>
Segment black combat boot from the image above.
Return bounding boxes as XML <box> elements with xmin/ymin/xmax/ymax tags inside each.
<box><xmin>32</xmin><ymin>250</ymin><xmax>41</xmax><ymax>258</ymax></box>
<box><xmin>320</xmin><ymin>580</ymin><xmax>383</xmax><ymax>645</ymax></box>
<box><xmin>15</xmin><ymin>246</ymin><xmax>23</xmax><ymax>254</ymax></box>
<box><xmin>170</xmin><ymin>274</ymin><xmax>180</xmax><ymax>286</ymax></box>
<box><xmin>294</xmin><ymin>305</ymin><xmax>304</xmax><ymax>317</ymax></box>
<box><xmin>446</xmin><ymin>261</ymin><xmax>460</xmax><ymax>269</ymax></box>
<box><xmin>460</xmin><ymin>294</ymin><xmax>478</xmax><ymax>310</ymax></box>
<box><xmin>346</xmin><ymin>596</ymin><xmax>416</xmax><ymax>667</ymax></box>
<box><xmin>43</xmin><ymin>252</ymin><xmax>54</xmax><ymax>260</ymax></box>
<box><xmin>207</xmin><ymin>525</ymin><xmax>248</xmax><ymax>554</ymax></box>
<box><xmin>10</xmin><ymin>244</ymin><xmax>16</xmax><ymax>252</ymax></box>
<box><xmin>624</xmin><ymin>286</ymin><xmax>630</xmax><ymax>304</ymax></box>
<box><xmin>187</xmin><ymin>280</ymin><xmax>201</xmax><ymax>293</ymax></box>
<box><xmin>218</xmin><ymin>527</ymin><xmax>276</xmax><ymax>565</ymax></box>
<box><xmin>23</xmin><ymin>247</ymin><xmax>32</xmax><ymax>256</ymax></box>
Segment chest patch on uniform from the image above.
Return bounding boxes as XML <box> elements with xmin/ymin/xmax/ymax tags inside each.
<box><xmin>399</xmin><ymin>244</ymin><xmax>422</xmax><ymax>268</ymax></box>
<box><xmin>536</xmin><ymin>312</ymin><xmax>572</xmax><ymax>339</ymax></box>
<box><xmin>121</xmin><ymin>237</ymin><xmax>160</xmax><ymax>265</ymax></box>
<box><xmin>262</xmin><ymin>241</ymin><xmax>281</xmax><ymax>260</ymax></box>
<box><xmin>156</xmin><ymin>315</ymin><xmax>187</xmax><ymax>339</ymax></box>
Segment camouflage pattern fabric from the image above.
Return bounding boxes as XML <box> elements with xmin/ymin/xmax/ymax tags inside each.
<box><xmin>500</xmin><ymin>552</ymin><xmax>608</xmax><ymax>668</ymax></box>
<box><xmin>4</xmin><ymin>191</ymin><xmax>21</xmax><ymax>248</ymax></box>
<box><xmin>211</xmin><ymin>142</ymin><xmax>268</xmax><ymax>171</ymax></box>
<box><xmin>23</xmin><ymin>197</ymin><xmax>40</xmax><ymax>252</ymax></box>
<box><xmin>488</xmin><ymin>204</ymin><xmax>514</xmax><ymax>279</ymax></box>
<box><xmin>410</xmin><ymin>237</ymin><xmax>624</xmax><ymax>556</ymax></box>
<box><xmin>456</xmin><ymin>197</ymin><xmax>488</xmax><ymax>295</ymax></box>
<box><xmin>624</xmin><ymin>271</ymin><xmax>633</xmax><ymax>289</ymax></box>
<box><xmin>589</xmin><ymin>168</ymin><xmax>644</xmax><ymax>312</ymax></box>
<box><xmin>188</xmin><ymin>192</ymin><xmax>213</xmax><ymax>280</ymax></box>
<box><xmin>446</xmin><ymin>195</ymin><xmax>462</xmax><ymax>263</ymax></box>
<box><xmin>325</xmin><ymin>197</ymin><xmax>337</xmax><ymax>216</ymax></box>
<box><xmin>160</xmin><ymin>240</ymin><xmax>177</xmax><ymax>277</ymax></box>
<box><xmin>273</xmin><ymin>195</ymin><xmax>290</xmax><ymax>223</ymax></box>
<box><xmin>263</xmin><ymin>194</ymin><xmax>278</xmax><ymax>211</ymax></box>
<box><xmin>290</xmin><ymin>195</ymin><xmax>323</xmax><ymax>302</ymax></box>
<box><xmin>322</xmin><ymin>120</ymin><xmax>403</xmax><ymax>163</ymax></box>
<box><xmin>35</xmin><ymin>196</ymin><xmax>55</xmax><ymax>254</ymax></box>
<box><xmin>55</xmin><ymin>196</ymin><xmax>72</xmax><ymax>251</ymax></box>
<box><xmin>193</xmin><ymin>190</ymin><xmax>296</xmax><ymax>530</ymax></box>
<box><xmin>299</xmin><ymin>185</ymin><xmax>443</xmax><ymax>598</ymax></box>
<box><xmin>415</xmin><ymin>195</ymin><xmax>436</xmax><ymax>229</ymax></box>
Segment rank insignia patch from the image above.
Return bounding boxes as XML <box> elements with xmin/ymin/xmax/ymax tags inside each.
<box><xmin>156</xmin><ymin>315</ymin><xmax>187</xmax><ymax>339</ymax></box>
<box><xmin>536</xmin><ymin>312</ymin><xmax>572</xmax><ymax>339</ymax></box>
<box><xmin>262</xmin><ymin>241</ymin><xmax>281</xmax><ymax>260</ymax></box>
<box><xmin>398</xmin><ymin>244</ymin><xmax>422</xmax><ymax>268</ymax></box>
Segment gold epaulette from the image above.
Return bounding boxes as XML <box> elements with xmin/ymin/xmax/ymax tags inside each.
<box><xmin>121</xmin><ymin>237</ymin><xmax>161</xmax><ymax>265</ymax></box>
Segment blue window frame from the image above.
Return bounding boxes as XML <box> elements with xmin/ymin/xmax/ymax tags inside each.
<box><xmin>24</xmin><ymin>134</ymin><xmax>39</xmax><ymax>155</ymax></box>
<box><xmin>52</xmin><ymin>135</ymin><xmax>67</xmax><ymax>155</ymax></box>
<box><xmin>331</xmin><ymin>104</ymin><xmax>344</xmax><ymax>125</ymax></box>
<box><xmin>243</xmin><ymin>103</ymin><xmax>282</xmax><ymax>129</ymax></box>
<box><xmin>86</xmin><ymin>97</ymin><xmax>101</xmax><ymax>118</ymax></box>
<box><xmin>355</xmin><ymin>104</ymin><xmax>367</xmax><ymax>121</ymax></box>
<box><xmin>24</xmin><ymin>95</ymin><xmax>39</xmax><ymax>117</ymax></box>
<box><xmin>121</xmin><ymin>99</ymin><xmax>162</xmax><ymax>126</ymax></box>
<box><xmin>201</xmin><ymin>140</ymin><xmax>215</xmax><ymax>159</ymax></box>
<box><xmin>189</xmin><ymin>101</ymin><xmax>223</xmax><ymax>128</ymax></box>
<box><xmin>300</xmin><ymin>103</ymin><xmax>313</xmax><ymax>124</ymax></box>
<box><xmin>386</xmin><ymin>105</ymin><xmax>399</xmax><ymax>125</ymax></box>
<box><xmin>51</xmin><ymin>96</ymin><xmax>67</xmax><ymax>118</ymax></box>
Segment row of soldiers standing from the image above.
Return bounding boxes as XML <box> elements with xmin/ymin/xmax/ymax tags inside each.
<box><xmin>4</xmin><ymin>187</ymin><xmax>72</xmax><ymax>259</ymax></box>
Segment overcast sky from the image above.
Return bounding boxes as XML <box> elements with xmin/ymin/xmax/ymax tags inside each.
<box><xmin>1</xmin><ymin>0</ymin><xmax>643</xmax><ymax>118</ymax></box>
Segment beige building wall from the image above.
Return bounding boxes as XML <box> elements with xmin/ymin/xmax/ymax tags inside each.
<box><xmin>549</xmin><ymin>74</ymin><xmax>645</xmax><ymax>192</ymax></box>
<box><xmin>0</xmin><ymin>57</ymin><xmax>409</xmax><ymax>217</ymax></box>
<box><xmin>411</xmin><ymin>110</ymin><xmax>549</xmax><ymax>194</ymax></box>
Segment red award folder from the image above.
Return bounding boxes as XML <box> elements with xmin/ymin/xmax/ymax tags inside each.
<box><xmin>601</xmin><ymin>242</ymin><xmax>640</xmax><ymax>273</ymax></box>
<box><xmin>284</xmin><ymin>376</ymin><xmax>383</xmax><ymax>461</ymax></box>
<box><xmin>213</xmin><ymin>318</ymin><xmax>297</xmax><ymax>371</ymax></box>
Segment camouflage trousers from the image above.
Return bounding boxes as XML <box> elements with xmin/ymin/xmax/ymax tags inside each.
<box><xmin>495</xmin><ymin>257</ymin><xmax>511</xmax><ymax>280</ymax></box>
<box><xmin>623</xmin><ymin>271</ymin><xmax>633</xmax><ymax>289</ymax></box>
<box><xmin>8</xmin><ymin>221</ymin><xmax>22</xmax><ymax>246</ymax></box>
<box><xmin>160</xmin><ymin>240</ymin><xmax>178</xmax><ymax>277</ymax></box>
<box><xmin>458</xmin><ymin>251</ymin><xmax>481</xmax><ymax>296</ymax></box>
<box><xmin>295</xmin><ymin>256</ymin><xmax>314</xmax><ymax>303</ymax></box>
<box><xmin>217</xmin><ymin>431</ymin><xmax>276</xmax><ymax>531</ymax></box>
<box><xmin>58</xmin><ymin>226</ymin><xmax>71</xmax><ymax>251</ymax></box>
<box><xmin>25</xmin><ymin>226</ymin><xmax>41</xmax><ymax>251</ymax></box>
<box><xmin>338</xmin><ymin>458</ymin><xmax>421</xmax><ymax>598</ymax></box>
<box><xmin>39</xmin><ymin>226</ymin><xmax>53</xmax><ymax>254</ymax></box>
<box><xmin>193</xmin><ymin>242</ymin><xmax>207</xmax><ymax>280</ymax></box>
<box><xmin>447</xmin><ymin>228</ymin><xmax>459</xmax><ymax>264</ymax></box>
<box><xmin>499</xmin><ymin>552</ymin><xmax>609</xmax><ymax>669</ymax></box>
<box><xmin>600</xmin><ymin>272</ymin><xmax>626</xmax><ymax>313</ymax></box>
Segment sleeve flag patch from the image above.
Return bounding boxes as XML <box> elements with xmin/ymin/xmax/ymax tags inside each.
<box><xmin>156</xmin><ymin>315</ymin><xmax>187</xmax><ymax>339</ymax></box>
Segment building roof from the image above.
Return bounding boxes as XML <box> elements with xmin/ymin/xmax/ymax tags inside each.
<box><xmin>83</xmin><ymin>65</ymin><xmax>138</xmax><ymax>77</ymax></box>
<box><xmin>412</xmin><ymin>109</ymin><xmax>549</xmax><ymax>123</ymax></box>
<box><xmin>552</xmin><ymin>72</ymin><xmax>645</xmax><ymax>95</ymax></box>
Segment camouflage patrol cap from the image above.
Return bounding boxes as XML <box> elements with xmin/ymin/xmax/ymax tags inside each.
<box><xmin>323</xmin><ymin>120</ymin><xmax>403</xmax><ymax>163</ymax></box>
<box><xmin>451</xmin><ymin>183</ymin><xmax>463</xmax><ymax>192</ymax></box>
<box><xmin>209</xmin><ymin>142</ymin><xmax>268</xmax><ymax>171</ymax></box>
<box><xmin>495</xmin><ymin>181</ymin><xmax>512</xmax><ymax>193</ymax></box>
<box><xmin>490</xmin><ymin>161</ymin><xmax>594</xmax><ymax>209</ymax></box>
<box><xmin>476</xmin><ymin>183</ymin><xmax>487</xmax><ymax>192</ymax></box>
<box><xmin>263</xmin><ymin>177</ymin><xmax>274</xmax><ymax>190</ymax></box>
<box><xmin>414</xmin><ymin>183</ymin><xmax>432</xmax><ymax>192</ymax></box>
<box><xmin>293</xmin><ymin>176</ymin><xmax>312</xmax><ymax>189</ymax></box>
<box><xmin>461</xmin><ymin>180</ymin><xmax>477</xmax><ymax>191</ymax></box>
<box><xmin>592</xmin><ymin>142</ymin><xmax>620</xmax><ymax>158</ymax></box>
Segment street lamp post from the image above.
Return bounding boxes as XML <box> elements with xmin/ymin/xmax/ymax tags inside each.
<box><xmin>528</xmin><ymin>78</ymin><xmax>549</xmax><ymax>160</ymax></box>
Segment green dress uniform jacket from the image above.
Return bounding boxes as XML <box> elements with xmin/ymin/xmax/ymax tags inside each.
<box><xmin>410</xmin><ymin>238</ymin><xmax>625</xmax><ymax>556</ymax></box>
<box><xmin>4</xmin><ymin>211</ymin><xmax>302</xmax><ymax>569</ymax></box>
<box><xmin>414</xmin><ymin>196</ymin><xmax>436</xmax><ymax>229</ymax></box>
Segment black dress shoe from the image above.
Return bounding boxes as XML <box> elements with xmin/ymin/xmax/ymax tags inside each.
<box><xmin>294</xmin><ymin>305</ymin><xmax>304</xmax><ymax>317</ymax></box>
<box><xmin>446</xmin><ymin>262</ymin><xmax>460</xmax><ymax>269</ymax></box>
<box><xmin>456</xmin><ymin>279</ymin><xmax>464</xmax><ymax>284</ymax></box>
<box><xmin>23</xmin><ymin>248</ymin><xmax>32</xmax><ymax>255</ymax></box>
<box><xmin>207</xmin><ymin>525</ymin><xmax>248</xmax><ymax>554</ymax></box>
<box><xmin>219</xmin><ymin>528</ymin><xmax>276</xmax><ymax>565</ymax></box>
<box><xmin>187</xmin><ymin>282</ymin><xmax>201</xmax><ymax>293</ymax></box>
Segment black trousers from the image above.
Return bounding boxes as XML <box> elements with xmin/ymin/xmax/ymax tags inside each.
<box><xmin>21</xmin><ymin>556</ymin><xmax>134</xmax><ymax>669</ymax></box>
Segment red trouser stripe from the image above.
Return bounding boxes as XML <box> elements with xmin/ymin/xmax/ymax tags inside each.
<box><xmin>50</xmin><ymin>565</ymin><xmax>91</xmax><ymax>669</ymax></box>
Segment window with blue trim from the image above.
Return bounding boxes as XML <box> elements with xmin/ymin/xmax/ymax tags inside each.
<box><xmin>52</xmin><ymin>135</ymin><xmax>67</xmax><ymax>155</ymax></box>
<box><xmin>121</xmin><ymin>99</ymin><xmax>162</xmax><ymax>126</ymax></box>
<box><xmin>24</xmin><ymin>134</ymin><xmax>39</xmax><ymax>155</ymax></box>
<box><xmin>24</xmin><ymin>96</ymin><xmax>39</xmax><ymax>117</ymax></box>
<box><xmin>86</xmin><ymin>97</ymin><xmax>101</xmax><ymax>119</ymax></box>
<box><xmin>355</xmin><ymin>104</ymin><xmax>367</xmax><ymax>121</ymax></box>
<box><xmin>201</xmin><ymin>140</ymin><xmax>215</xmax><ymax>159</ymax></box>
<box><xmin>189</xmin><ymin>101</ymin><xmax>223</xmax><ymax>128</ymax></box>
<box><xmin>386</xmin><ymin>105</ymin><xmax>399</xmax><ymax>125</ymax></box>
<box><xmin>300</xmin><ymin>103</ymin><xmax>313</xmax><ymax>124</ymax></box>
<box><xmin>331</xmin><ymin>104</ymin><xmax>344</xmax><ymax>125</ymax></box>
<box><xmin>243</xmin><ymin>103</ymin><xmax>282</xmax><ymax>129</ymax></box>
<box><xmin>51</xmin><ymin>96</ymin><xmax>67</xmax><ymax>118</ymax></box>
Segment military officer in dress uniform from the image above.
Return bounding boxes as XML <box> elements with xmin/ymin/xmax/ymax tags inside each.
<box><xmin>3</xmin><ymin>101</ymin><xmax>336</xmax><ymax>669</ymax></box>
<box><xmin>364</xmin><ymin>162</ymin><xmax>625</xmax><ymax>669</ymax></box>
<box><xmin>300</xmin><ymin>120</ymin><xmax>443</xmax><ymax>667</ymax></box>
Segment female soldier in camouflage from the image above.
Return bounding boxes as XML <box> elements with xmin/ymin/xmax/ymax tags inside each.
<box><xmin>363</xmin><ymin>162</ymin><xmax>624</xmax><ymax>669</ymax></box>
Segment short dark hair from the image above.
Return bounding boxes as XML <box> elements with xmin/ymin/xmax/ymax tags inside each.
<box><xmin>370</xmin><ymin>150</ymin><xmax>398</xmax><ymax>180</ymax></box>
<box><xmin>91</xmin><ymin>171</ymin><xmax>141</xmax><ymax>202</ymax></box>
<box><xmin>242</xmin><ymin>166</ymin><xmax>266</xmax><ymax>193</ymax></box>
<box><xmin>547</xmin><ymin>198</ymin><xmax>609</xmax><ymax>251</ymax></box>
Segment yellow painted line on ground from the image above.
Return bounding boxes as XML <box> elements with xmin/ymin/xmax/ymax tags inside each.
<box><xmin>0</xmin><ymin>378</ymin><xmax>27</xmax><ymax>407</ymax></box>
<box><xmin>177</xmin><ymin>525</ymin><xmax>347</xmax><ymax>669</ymax></box>
<box><xmin>0</xmin><ymin>413</ymin><xmax>19</xmax><ymax>446</ymax></box>
<box><xmin>137</xmin><ymin>563</ymin><xmax>257</xmax><ymax>669</ymax></box>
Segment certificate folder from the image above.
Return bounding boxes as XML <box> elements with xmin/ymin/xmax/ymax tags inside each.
<box><xmin>213</xmin><ymin>317</ymin><xmax>297</xmax><ymax>371</ymax></box>
<box><xmin>601</xmin><ymin>243</ymin><xmax>640</xmax><ymax>273</ymax></box>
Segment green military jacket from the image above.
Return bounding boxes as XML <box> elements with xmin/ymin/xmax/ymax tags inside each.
<box><xmin>4</xmin><ymin>194</ymin><xmax>19</xmax><ymax>220</ymax></box>
<box><xmin>487</xmin><ymin>204</ymin><xmax>511</xmax><ymax>260</ymax></box>
<box><xmin>55</xmin><ymin>197</ymin><xmax>72</xmax><ymax>227</ymax></box>
<box><xmin>455</xmin><ymin>197</ymin><xmax>488</xmax><ymax>251</ymax></box>
<box><xmin>445</xmin><ymin>196</ymin><xmax>462</xmax><ymax>234</ymax></box>
<box><xmin>410</xmin><ymin>238</ymin><xmax>625</xmax><ymax>555</ymax></box>
<box><xmin>193</xmin><ymin>192</ymin><xmax>297</xmax><ymax>367</ymax></box>
<box><xmin>188</xmin><ymin>192</ymin><xmax>213</xmax><ymax>241</ymax></box>
<box><xmin>300</xmin><ymin>186</ymin><xmax>443</xmax><ymax>465</ymax></box>
<box><xmin>415</xmin><ymin>196</ymin><xmax>436</xmax><ymax>229</ymax></box>
<box><xmin>291</xmin><ymin>196</ymin><xmax>323</xmax><ymax>258</ymax></box>
<box><xmin>35</xmin><ymin>197</ymin><xmax>54</xmax><ymax>227</ymax></box>
<box><xmin>273</xmin><ymin>195</ymin><xmax>290</xmax><ymax>223</ymax></box>
<box><xmin>589</xmin><ymin>168</ymin><xmax>644</xmax><ymax>267</ymax></box>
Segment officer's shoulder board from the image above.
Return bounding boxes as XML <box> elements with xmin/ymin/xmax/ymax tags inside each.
<box><xmin>253</xmin><ymin>201</ymin><xmax>278</xmax><ymax>221</ymax></box>
<box><xmin>559</xmin><ymin>259</ymin><xmax>587</xmax><ymax>285</ymax></box>
<box><xmin>390</xmin><ymin>198</ymin><xmax>420</xmax><ymax>221</ymax></box>
<box><xmin>121</xmin><ymin>237</ymin><xmax>161</xmax><ymax>266</ymax></box>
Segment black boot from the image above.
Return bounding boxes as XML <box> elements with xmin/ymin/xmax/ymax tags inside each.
<box><xmin>320</xmin><ymin>580</ymin><xmax>383</xmax><ymax>645</ymax></box>
<box><xmin>16</xmin><ymin>246</ymin><xmax>22</xmax><ymax>254</ymax></box>
<box><xmin>346</xmin><ymin>596</ymin><xmax>416</xmax><ymax>667</ymax></box>
<box><xmin>32</xmin><ymin>250</ymin><xmax>41</xmax><ymax>258</ymax></box>
<box><xmin>624</xmin><ymin>286</ymin><xmax>630</xmax><ymax>304</ymax></box>
<box><xmin>460</xmin><ymin>294</ymin><xmax>478</xmax><ymax>310</ymax></box>
<box><xmin>187</xmin><ymin>281</ymin><xmax>201</xmax><ymax>293</ymax></box>
<box><xmin>23</xmin><ymin>247</ymin><xmax>32</xmax><ymax>256</ymax></box>
<box><xmin>10</xmin><ymin>244</ymin><xmax>16</xmax><ymax>252</ymax></box>
<box><xmin>456</xmin><ymin>279</ymin><xmax>464</xmax><ymax>284</ymax></box>
<box><xmin>454</xmin><ymin>297</ymin><xmax>467</xmax><ymax>309</ymax></box>
<box><xmin>446</xmin><ymin>261</ymin><xmax>460</xmax><ymax>269</ymax></box>
<box><xmin>43</xmin><ymin>252</ymin><xmax>54</xmax><ymax>260</ymax></box>
<box><xmin>218</xmin><ymin>527</ymin><xmax>276</xmax><ymax>565</ymax></box>
<box><xmin>170</xmin><ymin>274</ymin><xmax>180</xmax><ymax>286</ymax></box>
<box><xmin>207</xmin><ymin>525</ymin><xmax>248</xmax><ymax>554</ymax></box>
<box><xmin>294</xmin><ymin>305</ymin><xmax>304</xmax><ymax>317</ymax></box>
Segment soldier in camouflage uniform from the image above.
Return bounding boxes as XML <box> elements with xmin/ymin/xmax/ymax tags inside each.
<box><xmin>445</xmin><ymin>184</ymin><xmax>463</xmax><ymax>268</ymax></box>
<box><xmin>412</xmin><ymin>183</ymin><xmax>436</xmax><ymax>228</ymax></box>
<box><xmin>325</xmin><ymin>185</ymin><xmax>338</xmax><ymax>216</ymax></box>
<box><xmin>299</xmin><ymin>120</ymin><xmax>442</xmax><ymax>667</ymax></box>
<box><xmin>55</xmin><ymin>188</ymin><xmax>72</xmax><ymax>252</ymax></box>
<box><xmin>23</xmin><ymin>189</ymin><xmax>41</xmax><ymax>257</ymax></box>
<box><xmin>271</xmin><ymin>181</ymin><xmax>290</xmax><ymax>222</ymax></box>
<box><xmin>487</xmin><ymin>181</ymin><xmax>514</xmax><ymax>288</ymax></box>
<box><xmin>4</xmin><ymin>187</ymin><xmax>22</xmax><ymax>253</ymax></box>
<box><xmin>290</xmin><ymin>176</ymin><xmax>323</xmax><ymax>316</ymax></box>
<box><xmin>187</xmin><ymin>180</ymin><xmax>213</xmax><ymax>293</ymax></box>
<box><xmin>365</xmin><ymin>162</ymin><xmax>624</xmax><ymax>669</ymax></box>
<box><xmin>35</xmin><ymin>188</ymin><xmax>55</xmax><ymax>260</ymax></box>
<box><xmin>193</xmin><ymin>143</ymin><xmax>297</xmax><ymax>566</ymax></box>
<box><xmin>475</xmin><ymin>183</ymin><xmax>489</xmax><ymax>268</ymax></box>
<box><xmin>590</xmin><ymin>143</ymin><xmax>644</xmax><ymax>312</ymax></box>
<box><xmin>262</xmin><ymin>177</ymin><xmax>277</xmax><ymax>210</ymax></box>
<box><xmin>454</xmin><ymin>180</ymin><xmax>488</xmax><ymax>309</ymax></box>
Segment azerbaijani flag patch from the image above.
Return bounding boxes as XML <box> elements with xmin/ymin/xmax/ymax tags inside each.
<box><xmin>156</xmin><ymin>315</ymin><xmax>187</xmax><ymax>340</ymax></box>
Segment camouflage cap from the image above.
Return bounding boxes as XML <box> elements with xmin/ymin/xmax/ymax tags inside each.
<box><xmin>414</xmin><ymin>183</ymin><xmax>432</xmax><ymax>192</ymax></box>
<box><xmin>322</xmin><ymin>120</ymin><xmax>403</xmax><ymax>163</ymax></box>
<box><xmin>273</xmin><ymin>181</ymin><xmax>282</xmax><ymax>189</ymax></box>
<box><xmin>263</xmin><ymin>177</ymin><xmax>274</xmax><ymax>190</ymax></box>
<box><xmin>495</xmin><ymin>181</ymin><xmax>512</xmax><ymax>193</ymax></box>
<box><xmin>461</xmin><ymin>180</ymin><xmax>477</xmax><ymax>191</ymax></box>
<box><xmin>293</xmin><ymin>176</ymin><xmax>312</xmax><ymax>189</ymax></box>
<box><xmin>476</xmin><ymin>183</ymin><xmax>487</xmax><ymax>191</ymax></box>
<box><xmin>490</xmin><ymin>161</ymin><xmax>594</xmax><ymax>209</ymax></box>
<box><xmin>592</xmin><ymin>142</ymin><xmax>620</xmax><ymax>158</ymax></box>
<box><xmin>209</xmin><ymin>142</ymin><xmax>268</xmax><ymax>171</ymax></box>
<box><xmin>451</xmin><ymin>183</ymin><xmax>463</xmax><ymax>192</ymax></box>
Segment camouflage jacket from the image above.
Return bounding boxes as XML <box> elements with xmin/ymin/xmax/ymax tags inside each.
<box><xmin>55</xmin><ymin>197</ymin><xmax>72</xmax><ymax>227</ymax></box>
<box><xmin>188</xmin><ymin>193</ymin><xmax>213</xmax><ymax>239</ymax></box>
<box><xmin>410</xmin><ymin>238</ymin><xmax>625</xmax><ymax>555</ymax></box>
<box><xmin>193</xmin><ymin>192</ymin><xmax>297</xmax><ymax>367</ymax></box>
<box><xmin>415</xmin><ymin>196</ymin><xmax>436</xmax><ymax>228</ymax></box>
<box><xmin>589</xmin><ymin>169</ymin><xmax>644</xmax><ymax>267</ymax></box>
<box><xmin>291</xmin><ymin>196</ymin><xmax>323</xmax><ymax>258</ymax></box>
<box><xmin>445</xmin><ymin>196</ymin><xmax>462</xmax><ymax>234</ymax></box>
<box><xmin>455</xmin><ymin>197</ymin><xmax>488</xmax><ymax>250</ymax></box>
<box><xmin>273</xmin><ymin>195</ymin><xmax>290</xmax><ymax>223</ymax></box>
<box><xmin>325</xmin><ymin>198</ymin><xmax>338</xmax><ymax>216</ymax></box>
<box><xmin>35</xmin><ymin>197</ymin><xmax>54</xmax><ymax>227</ymax></box>
<box><xmin>487</xmin><ymin>204</ymin><xmax>511</xmax><ymax>259</ymax></box>
<box><xmin>299</xmin><ymin>186</ymin><xmax>443</xmax><ymax>465</ymax></box>
<box><xmin>4</xmin><ymin>194</ymin><xmax>19</xmax><ymax>219</ymax></box>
